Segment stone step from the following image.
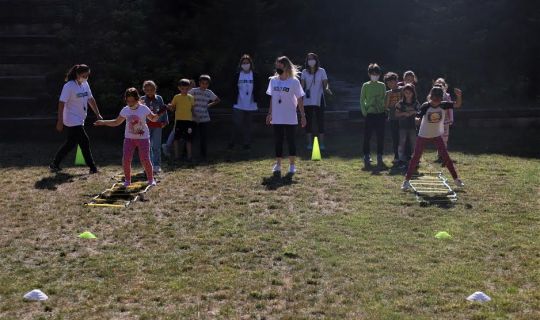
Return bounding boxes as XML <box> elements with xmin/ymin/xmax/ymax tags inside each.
<box><xmin>0</xmin><ymin>34</ymin><xmax>58</xmax><ymax>43</ymax></box>
<box><xmin>0</xmin><ymin>64</ymin><xmax>51</xmax><ymax>75</ymax></box>
<box><xmin>0</xmin><ymin>23</ymin><xmax>64</xmax><ymax>35</ymax></box>
<box><xmin>0</xmin><ymin>41</ymin><xmax>58</xmax><ymax>55</ymax></box>
<box><xmin>0</xmin><ymin>96</ymin><xmax>55</xmax><ymax>117</ymax></box>
<box><xmin>0</xmin><ymin>75</ymin><xmax>48</xmax><ymax>96</ymax></box>
<box><xmin>0</xmin><ymin>3</ymin><xmax>72</xmax><ymax>24</ymax></box>
<box><xmin>0</xmin><ymin>54</ymin><xmax>54</xmax><ymax>64</ymax></box>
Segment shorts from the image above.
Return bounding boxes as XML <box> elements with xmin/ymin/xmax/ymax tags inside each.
<box><xmin>174</xmin><ymin>120</ymin><xmax>194</xmax><ymax>142</ymax></box>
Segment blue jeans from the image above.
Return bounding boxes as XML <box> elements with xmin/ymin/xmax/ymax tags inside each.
<box><xmin>149</xmin><ymin>127</ymin><xmax>162</xmax><ymax>167</ymax></box>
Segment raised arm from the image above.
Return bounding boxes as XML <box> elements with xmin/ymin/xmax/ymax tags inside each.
<box><xmin>454</xmin><ymin>88</ymin><xmax>463</xmax><ymax>108</ymax></box>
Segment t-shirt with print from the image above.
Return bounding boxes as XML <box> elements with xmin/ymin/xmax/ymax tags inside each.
<box><xmin>141</xmin><ymin>94</ymin><xmax>168</xmax><ymax>128</ymax></box>
<box><xmin>59</xmin><ymin>80</ymin><xmax>93</xmax><ymax>127</ymax></box>
<box><xmin>119</xmin><ymin>104</ymin><xmax>152</xmax><ymax>139</ymax></box>
<box><xmin>171</xmin><ymin>94</ymin><xmax>194</xmax><ymax>121</ymax></box>
<box><xmin>188</xmin><ymin>88</ymin><xmax>217</xmax><ymax>123</ymax></box>
<box><xmin>301</xmin><ymin>68</ymin><xmax>328</xmax><ymax>107</ymax></box>
<box><xmin>266</xmin><ymin>76</ymin><xmax>305</xmax><ymax>125</ymax></box>
<box><xmin>396</xmin><ymin>101</ymin><xmax>420</xmax><ymax>129</ymax></box>
<box><xmin>417</xmin><ymin>102</ymin><xmax>454</xmax><ymax>138</ymax></box>
<box><xmin>385</xmin><ymin>88</ymin><xmax>402</xmax><ymax>120</ymax></box>
<box><xmin>234</xmin><ymin>71</ymin><xmax>258</xmax><ymax>111</ymax></box>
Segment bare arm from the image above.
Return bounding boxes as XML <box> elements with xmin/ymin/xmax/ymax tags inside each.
<box><xmin>323</xmin><ymin>79</ymin><xmax>332</xmax><ymax>95</ymax></box>
<box><xmin>94</xmin><ymin>116</ymin><xmax>125</xmax><ymax>127</ymax></box>
<box><xmin>266</xmin><ymin>97</ymin><xmax>272</xmax><ymax>125</ymax></box>
<box><xmin>454</xmin><ymin>88</ymin><xmax>463</xmax><ymax>108</ymax></box>
<box><xmin>208</xmin><ymin>97</ymin><xmax>221</xmax><ymax>107</ymax></box>
<box><xmin>298</xmin><ymin>97</ymin><xmax>306</xmax><ymax>128</ymax></box>
<box><xmin>88</xmin><ymin>97</ymin><xmax>103</xmax><ymax>120</ymax></box>
<box><xmin>56</xmin><ymin>101</ymin><xmax>65</xmax><ymax>132</ymax></box>
<box><xmin>147</xmin><ymin>113</ymin><xmax>160</xmax><ymax>122</ymax></box>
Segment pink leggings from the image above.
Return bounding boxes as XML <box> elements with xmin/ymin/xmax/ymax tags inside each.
<box><xmin>405</xmin><ymin>136</ymin><xmax>458</xmax><ymax>180</ymax></box>
<box><xmin>123</xmin><ymin>138</ymin><xmax>153</xmax><ymax>184</ymax></box>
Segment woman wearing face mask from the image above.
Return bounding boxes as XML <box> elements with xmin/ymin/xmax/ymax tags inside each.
<box><xmin>229</xmin><ymin>54</ymin><xmax>260</xmax><ymax>151</ymax></box>
<box><xmin>300</xmin><ymin>52</ymin><xmax>332</xmax><ymax>150</ymax></box>
<box><xmin>266</xmin><ymin>56</ymin><xmax>306</xmax><ymax>175</ymax></box>
<box><xmin>49</xmin><ymin>64</ymin><xmax>103</xmax><ymax>174</ymax></box>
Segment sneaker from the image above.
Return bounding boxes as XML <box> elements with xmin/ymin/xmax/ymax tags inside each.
<box><xmin>123</xmin><ymin>181</ymin><xmax>131</xmax><ymax>188</ymax></box>
<box><xmin>401</xmin><ymin>180</ymin><xmax>412</xmax><ymax>191</ymax></box>
<box><xmin>376</xmin><ymin>155</ymin><xmax>385</xmax><ymax>168</ymax></box>
<box><xmin>89</xmin><ymin>167</ymin><xmax>98</xmax><ymax>174</ymax></box>
<box><xmin>272</xmin><ymin>163</ymin><xmax>281</xmax><ymax>173</ymax></box>
<box><xmin>153</xmin><ymin>166</ymin><xmax>161</xmax><ymax>174</ymax></box>
<box><xmin>289</xmin><ymin>164</ymin><xmax>296</xmax><ymax>174</ymax></box>
<box><xmin>148</xmin><ymin>180</ymin><xmax>157</xmax><ymax>186</ymax></box>
<box><xmin>49</xmin><ymin>163</ymin><xmax>61</xmax><ymax>172</ymax></box>
<box><xmin>454</xmin><ymin>179</ymin><xmax>464</xmax><ymax>188</ymax></box>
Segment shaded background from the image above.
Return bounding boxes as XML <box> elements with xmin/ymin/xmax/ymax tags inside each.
<box><xmin>1</xmin><ymin>0</ymin><xmax>540</xmax><ymax>117</ymax></box>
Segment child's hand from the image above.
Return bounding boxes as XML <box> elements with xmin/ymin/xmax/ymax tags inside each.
<box><xmin>325</xmin><ymin>88</ymin><xmax>333</xmax><ymax>95</ymax></box>
<box><xmin>454</xmin><ymin>88</ymin><xmax>462</xmax><ymax>97</ymax></box>
<box><xmin>266</xmin><ymin>113</ymin><xmax>272</xmax><ymax>126</ymax></box>
<box><xmin>56</xmin><ymin>120</ymin><xmax>63</xmax><ymax>132</ymax></box>
<box><xmin>94</xmin><ymin>120</ymin><xmax>104</xmax><ymax>126</ymax></box>
<box><xmin>300</xmin><ymin>114</ymin><xmax>307</xmax><ymax>128</ymax></box>
<box><xmin>415</xmin><ymin>117</ymin><xmax>421</xmax><ymax>126</ymax></box>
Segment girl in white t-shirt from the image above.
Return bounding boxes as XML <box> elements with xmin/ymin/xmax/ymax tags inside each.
<box><xmin>300</xmin><ymin>53</ymin><xmax>332</xmax><ymax>150</ymax></box>
<box><xmin>266</xmin><ymin>56</ymin><xmax>306</xmax><ymax>175</ymax></box>
<box><xmin>94</xmin><ymin>88</ymin><xmax>163</xmax><ymax>187</ymax></box>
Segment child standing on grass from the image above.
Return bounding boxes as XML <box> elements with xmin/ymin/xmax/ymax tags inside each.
<box><xmin>169</xmin><ymin>79</ymin><xmax>195</xmax><ymax>162</ymax></box>
<box><xmin>163</xmin><ymin>79</ymin><xmax>196</xmax><ymax>158</ymax></box>
<box><xmin>189</xmin><ymin>75</ymin><xmax>221</xmax><ymax>161</ymax></box>
<box><xmin>401</xmin><ymin>86</ymin><xmax>464</xmax><ymax>191</ymax></box>
<box><xmin>384</xmin><ymin>72</ymin><xmax>402</xmax><ymax>163</ymax></box>
<box><xmin>266</xmin><ymin>56</ymin><xmax>306</xmax><ymax>175</ymax></box>
<box><xmin>433</xmin><ymin>78</ymin><xmax>455</xmax><ymax>162</ymax></box>
<box><xmin>394</xmin><ymin>84</ymin><xmax>420</xmax><ymax>166</ymax></box>
<box><xmin>360</xmin><ymin>63</ymin><xmax>387</xmax><ymax>168</ymax></box>
<box><xmin>94</xmin><ymin>88</ymin><xmax>162</xmax><ymax>186</ymax></box>
<box><xmin>141</xmin><ymin>80</ymin><xmax>168</xmax><ymax>173</ymax></box>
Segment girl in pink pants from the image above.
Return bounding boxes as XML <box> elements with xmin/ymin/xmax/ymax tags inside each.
<box><xmin>94</xmin><ymin>87</ymin><xmax>163</xmax><ymax>186</ymax></box>
<box><xmin>402</xmin><ymin>86</ymin><xmax>465</xmax><ymax>191</ymax></box>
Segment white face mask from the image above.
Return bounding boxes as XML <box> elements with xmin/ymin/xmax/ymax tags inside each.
<box><xmin>307</xmin><ymin>59</ymin><xmax>317</xmax><ymax>67</ymax></box>
<box><xmin>370</xmin><ymin>75</ymin><xmax>380</xmax><ymax>82</ymax></box>
<box><xmin>241</xmin><ymin>63</ymin><xmax>251</xmax><ymax>72</ymax></box>
<box><xmin>77</xmin><ymin>77</ymin><xmax>87</xmax><ymax>84</ymax></box>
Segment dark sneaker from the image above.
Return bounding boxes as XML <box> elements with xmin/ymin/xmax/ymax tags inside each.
<box><xmin>89</xmin><ymin>167</ymin><xmax>98</xmax><ymax>174</ymax></box>
<box><xmin>49</xmin><ymin>163</ymin><xmax>61</xmax><ymax>172</ymax></box>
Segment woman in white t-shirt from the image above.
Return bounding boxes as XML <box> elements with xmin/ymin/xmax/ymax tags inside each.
<box><xmin>94</xmin><ymin>88</ymin><xmax>163</xmax><ymax>187</ymax></box>
<box><xmin>301</xmin><ymin>53</ymin><xmax>332</xmax><ymax>150</ymax></box>
<box><xmin>229</xmin><ymin>54</ymin><xmax>260</xmax><ymax>150</ymax></box>
<box><xmin>266</xmin><ymin>56</ymin><xmax>306</xmax><ymax>175</ymax></box>
<box><xmin>49</xmin><ymin>64</ymin><xmax>103</xmax><ymax>173</ymax></box>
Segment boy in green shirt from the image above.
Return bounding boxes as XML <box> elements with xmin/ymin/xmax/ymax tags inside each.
<box><xmin>360</xmin><ymin>63</ymin><xmax>387</xmax><ymax>168</ymax></box>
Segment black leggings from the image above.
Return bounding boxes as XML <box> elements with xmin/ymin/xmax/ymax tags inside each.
<box><xmin>305</xmin><ymin>105</ymin><xmax>324</xmax><ymax>134</ymax></box>
<box><xmin>363</xmin><ymin>113</ymin><xmax>386</xmax><ymax>156</ymax></box>
<box><xmin>273</xmin><ymin>124</ymin><xmax>296</xmax><ymax>158</ymax></box>
<box><xmin>197</xmin><ymin>122</ymin><xmax>208</xmax><ymax>157</ymax></box>
<box><xmin>52</xmin><ymin>125</ymin><xmax>96</xmax><ymax>169</ymax></box>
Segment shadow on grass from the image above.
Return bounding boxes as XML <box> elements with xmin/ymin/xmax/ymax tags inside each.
<box><xmin>261</xmin><ymin>172</ymin><xmax>298</xmax><ymax>190</ymax></box>
<box><xmin>35</xmin><ymin>172</ymin><xmax>86</xmax><ymax>190</ymax></box>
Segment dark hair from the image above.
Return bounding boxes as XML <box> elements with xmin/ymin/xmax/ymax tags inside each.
<box><xmin>368</xmin><ymin>63</ymin><xmax>381</xmax><ymax>75</ymax></box>
<box><xmin>124</xmin><ymin>87</ymin><xmax>140</xmax><ymax>100</ymax></box>
<box><xmin>304</xmin><ymin>52</ymin><xmax>320</xmax><ymax>74</ymax></box>
<box><xmin>238</xmin><ymin>54</ymin><xmax>254</xmax><ymax>71</ymax></box>
<box><xmin>199</xmin><ymin>74</ymin><xmax>211</xmax><ymax>83</ymax></box>
<box><xmin>400</xmin><ymin>84</ymin><xmax>418</xmax><ymax>104</ymax></box>
<box><xmin>178</xmin><ymin>79</ymin><xmax>191</xmax><ymax>87</ymax></box>
<box><xmin>384</xmin><ymin>72</ymin><xmax>398</xmax><ymax>83</ymax></box>
<box><xmin>65</xmin><ymin>64</ymin><xmax>91</xmax><ymax>82</ymax></box>
<box><xmin>403</xmin><ymin>70</ymin><xmax>418</xmax><ymax>84</ymax></box>
<box><xmin>429</xmin><ymin>86</ymin><xmax>444</xmax><ymax>99</ymax></box>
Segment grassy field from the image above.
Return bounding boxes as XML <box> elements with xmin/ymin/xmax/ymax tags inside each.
<box><xmin>0</xmin><ymin>127</ymin><xmax>539</xmax><ymax>319</ymax></box>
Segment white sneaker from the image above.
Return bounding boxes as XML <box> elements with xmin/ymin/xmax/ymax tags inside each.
<box><xmin>123</xmin><ymin>181</ymin><xmax>131</xmax><ymax>187</ymax></box>
<box><xmin>401</xmin><ymin>180</ymin><xmax>412</xmax><ymax>191</ymax></box>
<box><xmin>454</xmin><ymin>179</ymin><xmax>464</xmax><ymax>187</ymax></box>
<box><xmin>272</xmin><ymin>163</ymin><xmax>281</xmax><ymax>173</ymax></box>
<box><xmin>148</xmin><ymin>180</ymin><xmax>157</xmax><ymax>186</ymax></box>
<box><xmin>153</xmin><ymin>166</ymin><xmax>161</xmax><ymax>174</ymax></box>
<box><xmin>289</xmin><ymin>164</ymin><xmax>296</xmax><ymax>174</ymax></box>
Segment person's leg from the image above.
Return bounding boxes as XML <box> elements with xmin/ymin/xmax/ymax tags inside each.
<box><xmin>185</xmin><ymin>122</ymin><xmax>194</xmax><ymax>160</ymax></box>
<box><xmin>149</xmin><ymin>127</ymin><xmax>159</xmax><ymax>168</ymax></box>
<box><xmin>165</xmin><ymin>123</ymin><xmax>176</xmax><ymax>152</ymax></box>
<box><xmin>199</xmin><ymin>122</ymin><xmax>208</xmax><ymax>158</ymax></box>
<box><xmin>243</xmin><ymin>110</ymin><xmax>253</xmax><ymax>147</ymax></box>
<box><xmin>434</xmin><ymin>136</ymin><xmax>458</xmax><ymax>179</ymax></box>
<box><xmin>122</xmin><ymin>139</ymin><xmax>136</xmax><ymax>184</ymax></box>
<box><xmin>363</xmin><ymin>114</ymin><xmax>374</xmax><ymax>160</ymax></box>
<box><xmin>375</xmin><ymin>114</ymin><xmax>386</xmax><ymax>164</ymax></box>
<box><xmin>304</xmin><ymin>106</ymin><xmax>314</xmax><ymax>147</ymax></box>
<box><xmin>286</xmin><ymin>125</ymin><xmax>296</xmax><ymax>168</ymax></box>
<box><xmin>273</xmin><ymin>125</ymin><xmax>285</xmax><ymax>169</ymax></box>
<box><xmin>391</xmin><ymin>120</ymin><xmax>400</xmax><ymax>161</ymax></box>
<box><xmin>52</xmin><ymin>126</ymin><xmax>78</xmax><ymax>167</ymax></box>
<box><xmin>407</xmin><ymin>129</ymin><xmax>416</xmax><ymax>161</ymax></box>
<box><xmin>405</xmin><ymin>136</ymin><xmax>427</xmax><ymax>180</ymax></box>
<box><xmin>398</xmin><ymin>129</ymin><xmax>408</xmax><ymax>162</ymax></box>
<box><xmin>76</xmin><ymin>126</ymin><xmax>97</xmax><ymax>171</ymax></box>
<box><xmin>317</xmin><ymin>105</ymin><xmax>325</xmax><ymax>147</ymax></box>
<box><xmin>136</xmin><ymin>138</ymin><xmax>154</xmax><ymax>183</ymax></box>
